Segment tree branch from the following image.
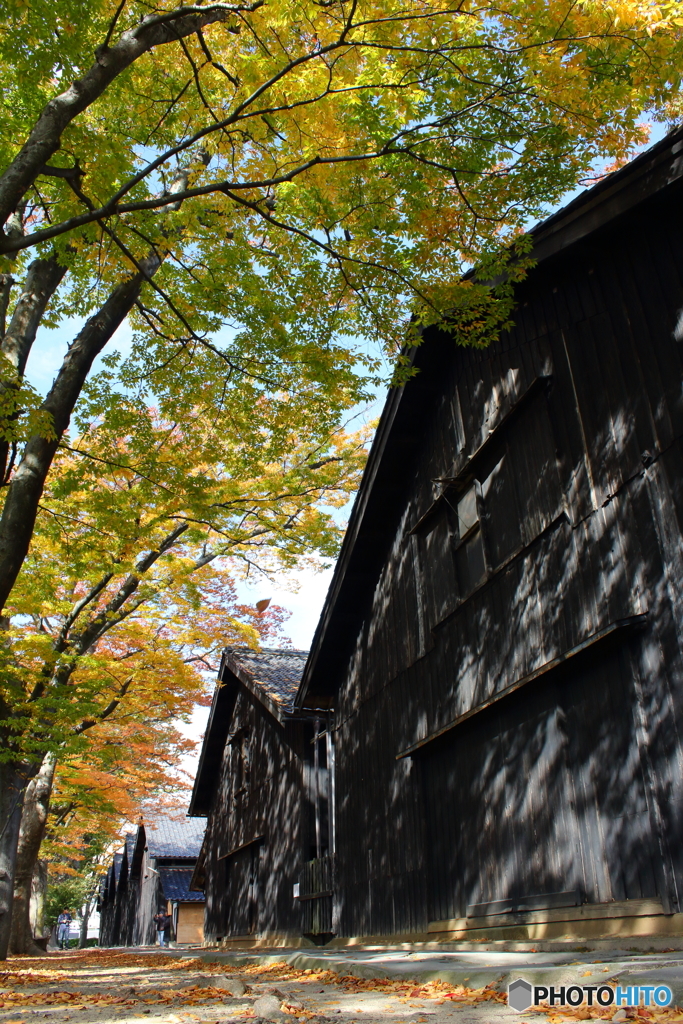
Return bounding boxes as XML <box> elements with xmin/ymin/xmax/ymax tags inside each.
<box><xmin>0</xmin><ymin>255</ymin><xmax>155</xmax><ymax>615</ymax></box>
<box><xmin>73</xmin><ymin>676</ymin><xmax>133</xmax><ymax>734</ymax></box>
<box><xmin>70</xmin><ymin>522</ymin><xmax>188</xmax><ymax>654</ymax></box>
<box><xmin>0</xmin><ymin>1</ymin><xmax>263</xmax><ymax>231</ymax></box>
<box><xmin>54</xmin><ymin>573</ymin><xmax>116</xmax><ymax>654</ymax></box>
<box><xmin>1</xmin><ymin>254</ymin><xmax>67</xmax><ymax>375</ymax></box>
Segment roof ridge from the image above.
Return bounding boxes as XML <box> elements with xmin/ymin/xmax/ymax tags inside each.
<box><xmin>224</xmin><ymin>645</ymin><xmax>309</xmax><ymax>654</ymax></box>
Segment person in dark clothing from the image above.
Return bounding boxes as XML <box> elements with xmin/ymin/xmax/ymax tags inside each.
<box><xmin>56</xmin><ymin>910</ymin><xmax>72</xmax><ymax>950</ymax></box>
<box><xmin>153</xmin><ymin>910</ymin><xmax>172</xmax><ymax>947</ymax></box>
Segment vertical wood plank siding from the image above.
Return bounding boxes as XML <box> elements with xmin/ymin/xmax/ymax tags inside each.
<box><xmin>99</xmin><ymin>824</ymin><xmax>205</xmax><ymax>947</ymax></box>
<box><xmin>321</xmin><ymin>176</ymin><xmax>683</xmax><ymax>937</ymax></box>
<box><xmin>300</xmin><ymin>856</ymin><xmax>334</xmax><ymax>935</ymax></box>
<box><xmin>202</xmin><ymin>687</ymin><xmax>309</xmax><ymax>942</ymax></box>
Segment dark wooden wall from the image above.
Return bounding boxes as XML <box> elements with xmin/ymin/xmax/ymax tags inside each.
<box><xmin>100</xmin><ymin>848</ymin><xmax>201</xmax><ymax>946</ymax></box>
<box><xmin>98</xmin><ymin>864</ymin><xmax>118</xmax><ymax>946</ymax></box>
<box><xmin>134</xmin><ymin>848</ymin><xmax>162</xmax><ymax>946</ymax></box>
<box><xmin>329</xmin><ymin>182</ymin><xmax>683</xmax><ymax>937</ymax></box>
<box><xmin>113</xmin><ymin>856</ymin><xmax>131</xmax><ymax>945</ymax></box>
<box><xmin>122</xmin><ymin>877</ymin><xmax>140</xmax><ymax>945</ymax></box>
<box><xmin>203</xmin><ymin>683</ymin><xmax>317</xmax><ymax>942</ymax></box>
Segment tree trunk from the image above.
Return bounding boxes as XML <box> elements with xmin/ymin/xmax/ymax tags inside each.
<box><xmin>0</xmin><ymin>254</ymin><xmax>68</xmax><ymax>484</ymax></box>
<box><xmin>29</xmin><ymin>858</ymin><xmax>48</xmax><ymax>942</ymax></box>
<box><xmin>0</xmin><ymin>760</ymin><xmax>32</xmax><ymax>960</ymax></box>
<box><xmin>8</xmin><ymin>752</ymin><xmax>56</xmax><ymax>955</ymax></box>
<box><xmin>0</xmin><ymin>258</ymin><xmax>155</xmax><ymax>615</ymax></box>
<box><xmin>1</xmin><ymin>255</ymin><xmax>67</xmax><ymax>373</ymax></box>
<box><xmin>0</xmin><ymin>5</ymin><xmax>232</xmax><ymax>236</ymax></box>
<box><xmin>0</xmin><ymin>148</ymin><xmax>200</xmax><ymax>613</ymax></box>
<box><xmin>78</xmin><ymin>896</ymin><xmax>92</xmax><ymax>948</ymax></box>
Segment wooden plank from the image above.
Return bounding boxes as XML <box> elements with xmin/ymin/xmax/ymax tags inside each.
<box><xmin>467</xmin><ymin>888</ymin><xmax>581</xmax><ymax>918</ymax></box>
<box><xmin>409</xmin><ymin>375</ymin><xmax>552</xmax><ymax>535</ymax></box>
<box><xmin>430</xmin><ymin>897</ymin><xmax>666</xmax><ymax>933</ymax></box>
<box><xmin>396</xmin><ymin>616</ymin><xmax>647</xmax><ymax>759</ymax></box>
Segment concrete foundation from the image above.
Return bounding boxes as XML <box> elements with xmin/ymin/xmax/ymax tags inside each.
<box><xmin>200</xmin><ymin>899</ymin><xmax>683</xmax><ymax>955</ymax></box>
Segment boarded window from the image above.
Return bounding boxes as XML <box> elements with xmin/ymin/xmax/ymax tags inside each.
<box><xmin>453</xmin><ymin>485</ymin><xmax>486</xmax><ymax>594</ymax></box>
<box><xmin>415</xmin><ymin>385</ymin><xmax>561</xmax><ymax>631</ymax></box>
<box><xmin>419</xmin><ymin>507</ymin><xmax>457</xmax><ymax>630</ymax></box>
<box><xmin>479</xmin><ymin>391</ymin><xmax>562</xmax><ymax>569</ymax></box>
<box><xmin>418</xmin><ymin>485</ymin><xmax>486</xmax><ymax>632</ymax></box>
<box><xmin>231</xmin><ymin>730</ymin><xmax>251</xmax><ymax>805</ymax></box>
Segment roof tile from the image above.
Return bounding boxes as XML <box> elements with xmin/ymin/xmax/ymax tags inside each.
<box><xmin>224</xmin><ymin>647</ymin><xmax>308</xmax><ymax>711</ymax></box>
<box><xmin>144</xmin><ymin>816</ymin><xmax>206</xmax><ymax>858</ymax></box>
<box><xmin>159</xmin><ymin>867</ymin><xmax>205</xmax><ymax>902</ymax></box>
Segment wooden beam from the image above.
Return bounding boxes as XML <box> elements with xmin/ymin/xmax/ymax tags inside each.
<box><xmin>396</xmin><ymin>615</ymin><xmax>647</xmax><ymax>759</ymax></box>
<box><xmin>217</xmin><ymin>834</ymin><xmax>265</xmax><ymax>862</ymax></box>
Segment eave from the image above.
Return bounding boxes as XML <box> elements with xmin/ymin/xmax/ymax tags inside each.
<box><xmin>296</xmin><ymin>126</ymin><xmax>683</xmax><ymax>709</ymax></box>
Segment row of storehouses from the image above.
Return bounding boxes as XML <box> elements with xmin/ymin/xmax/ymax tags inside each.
<box><xmin>103</xmin><ymin>126</ymin><xmax>683</xmax><ymax>948</ymax></box>
<box><xmin>99</xmin><ymin>817</ymin><xmax>206</xmax><ymax>947</ymax></box>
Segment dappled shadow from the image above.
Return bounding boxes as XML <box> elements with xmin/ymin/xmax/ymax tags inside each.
<box><xmin>326</xmin><ymin>197</ymin><xmax>683</xmax><ymax>937</ymax></box>
<box><xmin>203</xmin><ymin>684</ymin><xmax>330</xmax><ymax>943</ymax></box>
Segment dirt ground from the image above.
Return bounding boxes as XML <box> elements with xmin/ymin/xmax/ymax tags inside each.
<box><xmin>0</xmin><ymin>949</ymin><xmax>682</xmax><ymax>1024</ymax></box>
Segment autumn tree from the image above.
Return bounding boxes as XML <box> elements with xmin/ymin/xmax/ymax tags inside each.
<box><xmin>22</xmin><ymin>717</ymin><xmax>196</xmax><ymax>951</ymax></box>
<box><xmin>1</xmin><ymin>0</ymin><xmax>682</xmax><ymax>959</ymax></box>
<box><xmin>2</xmin><ymin>399</ymin><xmax>366</xmax><ymax>955</ymax></box>
<box><xmin>1</xmin><ymin>0</ymin><xmax>682</xmax><ymax>610</ymax></box>
<box><xmin>34</xmin><ymin>714</ymin><xmax>203</xmax><ymax>950</ymax></box>
<box><xmin>7</xmin><ymin>559</ymin><xmax>294</xmax><ymax>955</ymax></box>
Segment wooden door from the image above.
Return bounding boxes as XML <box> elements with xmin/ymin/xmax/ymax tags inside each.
<box><xmin>225</xmin><ymin>844</ymin><xmax>260</xmax><ymax>936</ymax></box>
<box><xmin>423</xmin><ymin>675</ymin><xmax>582</xmax><ymax>923</ymax></box>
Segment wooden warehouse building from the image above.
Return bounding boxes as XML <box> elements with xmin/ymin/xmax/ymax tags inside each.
<box><xmin>292</xmin><ymin>125</ymin><xmax>683</xmax><ymax>944</ymax></box>
<box><xmin>99</xmin><ymin>851</ymin><xmax>124</xmax><ymax>948</ymax></box>
<box><xmin>189</xmin><ymin>648</ymin><xmax>333</xmax><ymax>945</ymax></box>
<box><xmin>99</xmin><ymin>816</ymin><xmax>206</xmax><ymax>946</ymax></box>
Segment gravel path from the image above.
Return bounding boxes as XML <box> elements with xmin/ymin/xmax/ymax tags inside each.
<box><xmin>0</xmin><ymin>949</ymin><xmax>679</xmax><ymax>1024</ymax></box>
<box><xmin>0</xmin><ymin>949</ymin><xmax>526</xmax><ymax>1024</ymax></box>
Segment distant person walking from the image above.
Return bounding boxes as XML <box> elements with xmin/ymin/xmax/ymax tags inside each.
<box><xmin>56</xmin><ymin>910</ymin><xmax>72</xmax><ymax>950</ymax></box>
<box><xmin>153</xmin><ymin>910</ymin><xmax>172</xmax><ymax>948</ymax></box>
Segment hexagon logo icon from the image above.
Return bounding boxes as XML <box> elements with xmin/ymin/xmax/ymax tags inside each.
<box><xmin>508</xmin><ymin>978</ymin><xmax>534</xmax><ymax>1012</ymax></box>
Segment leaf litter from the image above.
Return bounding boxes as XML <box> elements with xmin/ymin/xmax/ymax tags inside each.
<box><xmin>1</xmin><ymin>950</ymin><xmax>682</xmax><ymax>1024</ymax></box>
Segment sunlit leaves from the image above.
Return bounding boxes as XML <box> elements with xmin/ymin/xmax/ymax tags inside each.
<box><xmin>0</xmin><ymin>398</ymin><xmax>367</xmax><ymax>766</ymax></box>
<box><xmin>3</xmin><ymin>0</ymin><xmax>682</xmax><ymax>362</ymax></box>
<box><xmin>0</xmin><ymin>0</ymin><xmax>682</xmax><ymax>785</ymax></box>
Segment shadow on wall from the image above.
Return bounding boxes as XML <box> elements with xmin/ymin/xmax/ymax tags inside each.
<box><xmin>326</xmin><ymin>218</ymin><xmax>683</xmax><ymax>936</ymax></box>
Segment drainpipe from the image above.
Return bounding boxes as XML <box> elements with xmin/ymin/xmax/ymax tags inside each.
<box><xmin>326</xmin><ymin>715</ymin><xmax>336</xmax><ymax>857</ymax></box>
<box><xmin>313</xmin><ymin>718</ymin><xmax>321</xmax><ymax>861</ymax></box>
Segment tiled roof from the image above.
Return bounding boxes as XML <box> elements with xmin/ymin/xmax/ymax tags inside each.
<box><xmin>144</xmin><ymin>816</ymin><xmax>206</xmax><ymax>859</ymax></box>
<box><xmin>159</xmin><ymin>867</ymin><xmax>205</xmax><ymax>902</ymax></box>
<box><xmin>224</xmin><ymin>647</ymin><xmax>308</xmax><ymax>711</ymax></box>
<box><xmin>189</xmin><ymin>647</ymin><xmax>311</xmax><ymax>816</ymax></box>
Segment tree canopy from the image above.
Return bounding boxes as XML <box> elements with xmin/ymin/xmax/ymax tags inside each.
<box><xmin>1</xmin><ymin>0</ymin><xmax>683</xmax><ymax>959</ymax></box>
<box><xmin>2</xmin><ymin>398</ymin><xmax>365</xmax><ymax>954</ymax></box>
<box><xmin>0</xmin><ymin>0</ymin><xmax>682</xmax><ymax>614</ymax></box>
<box><xmin>3</xmin><ymin>400</ymin><xmax>365</xmax><ymax>760</ymax></box>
